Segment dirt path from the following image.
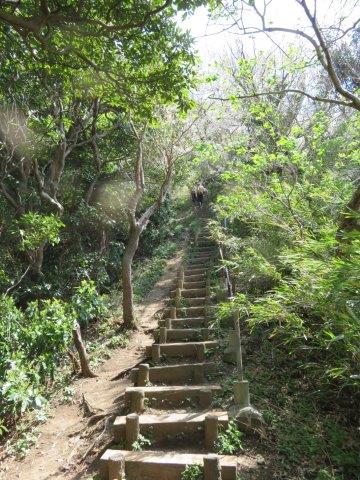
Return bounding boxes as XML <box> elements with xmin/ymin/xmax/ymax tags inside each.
<box><xmin>0</xmin><ymin>251</ymin><xmax>183</xmax><ymax>480</ymax></box>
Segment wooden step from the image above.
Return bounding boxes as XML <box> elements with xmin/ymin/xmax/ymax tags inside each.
<box><xmin>181</xmin><ymin>288</ymin><xmax>207</xmax><ymax>298</ymax></box>
<box><xmin>113</xmin><ymin>411</ymin><xmax>228</xmax><ymax>443</ymax></box>
<box><xmin>125</xmin><ymin>384</ymin><xmax>221</xmax><ymax>410</ymax></box>
<box><xmin>163</xmin><ymin>306</ymin><xmax>205</xmax><ymax>319</ymax></box>
<box><xmin>175</xmin><ymin>305</ymin><xmax>205</xmax><ymax>318</ymax></box>
<box><xmin>183</xmin><ymin>273</ymin><xmax>205</xmax><ymax>282</ymax></box>
<box><xmin>183</xmin><ymin>280</ymin><xmax>206</xmax><ymax>289</ymax></box>
<box><xmin>189</xmin><ymin>254</ymin><xmax>215</xmax><ymax>261</ymax></box>
<box><xmin>147</xmin><ymin>340</ymin><xmax>218</xmax><ymax>360</ymax></box>
<box><xmin>183</xmin><ymin>297</ymin><xmax>207</xmax><ymax>307</ymax></box>
<box><xmin>170</xmin><ymin>288</ymin><xmax>206</xmax><ymax>299</ymax></box>
<box><xmin>155</xmin><ymin>327</ymin><xmax>209</xmax><ymax>343</ymax></box>
<box><xmin>184</xmin><ymin>268</ymin><xmax>207</xmax><ymax>275</ymax></box>
<box><xmin>132</xmin><ymin>362</ymin><xmax>216</xmax><ymax>385</ymax></box>
<box><xmin>159</xmin><ymin>317</ymin><xmax>206</xmax><ymax>328</ymax></box>
<box><xmin>191</xmin><ymin>247</ymin><xmax>217</xmax><ymax>252</ymax></box>
<box><xmin>100</xmin><ymin>449</ymin><xmax>249</xmax><ymax>480</ymax></box>
<box><xmin>186</xmin><ymin>262</ymin><xmax>211</xmax><ymax>269</ymax></box>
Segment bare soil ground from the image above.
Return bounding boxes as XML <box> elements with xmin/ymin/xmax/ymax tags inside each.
<box><xmin>0</xmin><ymin>250</ymin><xmax>183</xmax><ymax>480</ymax></box>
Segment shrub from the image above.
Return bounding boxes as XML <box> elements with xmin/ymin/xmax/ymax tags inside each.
<box><xmin>70</xmin><ymin>279</ymin><xmax>108</xmax><ymax>327</ymax></box>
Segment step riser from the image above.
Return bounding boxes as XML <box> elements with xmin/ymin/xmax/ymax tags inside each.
<box><xmin>100</xmin><ymin>451</ymin><xmax>238</xmax><ymax>480</ymax></box>
<box><xmin>146</xmin><ymin>341</ymin><xmax>218</xmax><ymax>359</ymax></box>
<box><xmin>164</xmin><ymin>307</ymin><xmax>205</xmax><ymax>318</ymax></box>
<box><xmin>170</xmin><ymin>289</ymin><xmax>206</xmax><ymax>299</ymax></box>
<box><xmin>184</xmin><ymin>298</ymin><xmax>207</xmax><ymax>307</ymax></box>
<box><xmin>155</xmin><ymin>328</ymin><xmax>209</xmax><ymax>343</ymax></box>
<box><xmin>132</xmin><ymin>363</ymin><xmax>216</xmax><ymax>385</ymax></box>
<box><xmin>125</xmin><ymin>389</ymin><xmax>218</xmax><ymax>410</ymax></box>
<box><xmin>159</xmin><ymin>318</ymin><xmax>206</xmax><ymax>328</ymax></box>
<box><xmin>183</xmin><ymin>281</ymin><xmax>206</xmax><ymax>289</ymax></box>
<box><xmin>184</xmin><ymin>270</ymin><xmax>207</xmax><ymax>276</ymax></box>
<box><xmin>183</xmin><ymin>274</ymin><xmax>205</xmax><ymax>282</ymax></box>
<box><xmin>113</xmin><ymin>419</ymin><xmax>228</xmax><ymax>445</ymax></box>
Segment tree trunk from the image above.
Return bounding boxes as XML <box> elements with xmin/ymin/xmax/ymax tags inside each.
<box><xmin>72</xmin><ymin>322</ymin><xmax>97</xmax><ymax>378</ymax></box>
<box><xmin>32</xmin><ymin>244</ymin><xmax>44</xmax><ymax>274</ymax></box>
<box><xmin>338</xmin><ymin>183</ymin><xmax>360</xmax><ymax>234</ymax></box>
<box><xmin>122</xmin><ymin>223</ymin><xmax>141</xmax><ymax>329</ymax></box>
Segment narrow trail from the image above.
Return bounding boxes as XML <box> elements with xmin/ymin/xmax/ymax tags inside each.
<box><xmin>99</xmin><ymin>214</ymin><xmax>260</xmax><ymax>480</ymax></box>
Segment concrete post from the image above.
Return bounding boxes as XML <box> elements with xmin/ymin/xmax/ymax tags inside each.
<box><xmin>201</xmin><ymin>328</ymin><xmax>209</xmax><ymax>341</ymax></box>
<box><xmin>131</xmin><ymin>390</ymin><xmax>145</xmax><ymax>413</ymax></box>
<box><xmin>151</xmin><ymin>344</ymin><xmax>161</xmax><ymax>364</ymax></box>
<box><xmin>125</xmin><ymin>413</ymin><xmax>140</xmax><ymax>449</ymax></box>
<box><xmin>233</xmin><ymin>380</ymin><xmax>250</xmax><ymax>408</ymax></box>
<box><xmin>165</xmin><ymin>318</ymin><xmax>172</xmax><ymax>329</ymax></box>
<box><xmin>108</xmin><ymin>452</ymin><xmax>125</xmax><ymax>480</ymax></box>
<box><xmin>159</xmin><ymin>327</ymin><xmax>167</xmax><ymax>344</ymax></box>
<box><xmin>193</xmin><ymin>364</ymin><xmax>205</xmax><ymax>383</ymax></box>
<box><xmin>205</xmin><ymin>415</ymin><xmax>219</xmax><ymax>451</ymax></box>
<box><xmin>137</xmin><ymin>364</ymin><xmax>150</xmax><ymax>387</ymax></box>
<box><xmin>203</xmin><ymin>454</ymin><xmax>221</xmax><ymax>480</ymax></box>
<box><xmin>196</xmin><ymin>342</ymin><xmax>206</xmax><ymax>362</ymax></box>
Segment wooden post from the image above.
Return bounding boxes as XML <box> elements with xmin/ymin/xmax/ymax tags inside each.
<box><xmin>151</xmin><ymin>344</ymin><xmax>161</xmax><ymax>364</ymax></box>
<box><xmin>125</xmin><ymin>413</ymin><xmax>140</xmax><ymax>449</ymax></box>
<box><xmin>137</xmin><ymin>364</ymin><xmax>150</xmax><ymax>386</ymax></box>
<box><xmin>205</xmin><ymin>415</ymin><xmax>219</xmax><ymax>451</ymax></box>
<box><xmin>196</xmin><ymin>342</ymin><xmax>206</xmax><ymax>362</ymax></box>
<box><xmin>199</xmin><ymin>388</ymin><xmax>212</xmax><ymax>408</ymax></box>
<box><xmin>108</xmin><ymin>452</ymin><xmax>125</xmax><ymax>480</ymax></box>
<box><xmin>178</xmin><ymin>265</ymin><xmax>185</xmax><ymax>289</ymax></box>
<box><xmin>201</xmin><ymin>328</ymin><xmax>209</xmax><ymax>341</ymax></box>
<box><xmin>159</xmin><ymin>327</ymin><xmax>167</xmax><ymax>344</ymax></box>
<box><xmin>165</xmin><ymin>318</ymin><xmax>172</xmax><ymax>329</ymax></box>
<box><xmin>131</xmin><ymin>390</ymin><xmax>145</xmax><ymax>413</ymax></box>
<box><xmin>203</xmin><ymin>454</ymin><xmax>221</xmax><ymax>480</ymax></box>
<box><xmin>175</xmin><ymin>287</ymin><xmax>182</xmax><ymax>307</ymax></box>
<box><xmin>193</xmin><ymin>364</ymin><xmax>205</xmax><ymax>383</ymax></box>
<box><xmin>170</xmin><ymin>307</ymin><xmax>177</xmax><ymax>319</ymax></box>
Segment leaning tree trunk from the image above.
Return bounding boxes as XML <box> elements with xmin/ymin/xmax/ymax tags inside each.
<box><xmin>338</xmin><ymin>183</ymin><xmax>360</xmax><ymax>234</ymax></box>
<box><xmin>122</xmin><ymin>223</ymin><xmax>141</xmax><ymax>329</ymax></box>
<box><xmin>72</xmin><ymin>322</ymin><xmax>97</xmax><ymax>378</ymax></box>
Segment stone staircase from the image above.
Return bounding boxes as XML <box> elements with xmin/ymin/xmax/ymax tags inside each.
<box><xmin>99</xmin><ymin>228</ymin><xmax>256</xmax><ymax>479</ymax></box>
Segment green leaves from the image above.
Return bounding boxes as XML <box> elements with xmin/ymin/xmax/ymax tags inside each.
<box><xmin>15</xmin><ymin>213</ymin><xmax>64</xmax><ymax>252</ymax></box>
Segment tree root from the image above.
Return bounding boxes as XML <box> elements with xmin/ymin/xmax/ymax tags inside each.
<box><xmin>80</xmin><ymin>394</ymin><xmax>104</xmax><ymax>417</ymax></box>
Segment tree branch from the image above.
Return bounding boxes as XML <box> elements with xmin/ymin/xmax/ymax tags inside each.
<box><xmin>210</xmin><ymin>88</ymin><xmax>352</xmax><ymax>107</ymax></box>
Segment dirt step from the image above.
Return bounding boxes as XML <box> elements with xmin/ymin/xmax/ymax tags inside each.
<box><xmin>155</xmin><ymin>327</ymin><xmax>210</xmax><ymax>343</ymax></box>
<box><xmin>131</xmin><ymin>362</ymin><xmax>217</xmax><ymax>385</ymax></box>
<box><xmin>170</xmin><ymin>288</ymin><xmax>206</xmax><ymax>299</ymax></box>
<box><xmin>100</xmin><ymin>449</ymin><xmax>248</xmax><ymax>480</ymax></box>
<box><xmin>113</xmin><ymin>411</ymin><xmax>228</xmax><ymax>444</ymax></box>
<box><xmin>159</xmin><ymin>317</ymin><xmax>206</xmax><ymax>328</ymax></box>
<box><xmin>125</xmin><ymin>384</ymin><xmax>221</xmax><ymax>410</ymax></box>
<box><xmin>146</xmin><ymin>340</ymin><xmax>218</xmax><ymax>359</ymax></box>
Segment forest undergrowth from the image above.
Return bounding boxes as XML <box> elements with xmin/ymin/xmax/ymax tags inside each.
<box><xmin>0</xmin><ymin>200</ymin><xmax>184</xmax><ymax>458</ymax></box>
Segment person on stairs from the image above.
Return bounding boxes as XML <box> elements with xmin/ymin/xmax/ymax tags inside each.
<box><xmin>191</xmin><ymin>186</ymin><xmax>197</xmax><ymax>207</ymax></box>
<box><xmin>196</xmin><ymin>182</ymin><xmax>207</xmax><ymax>208</ymax></box>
